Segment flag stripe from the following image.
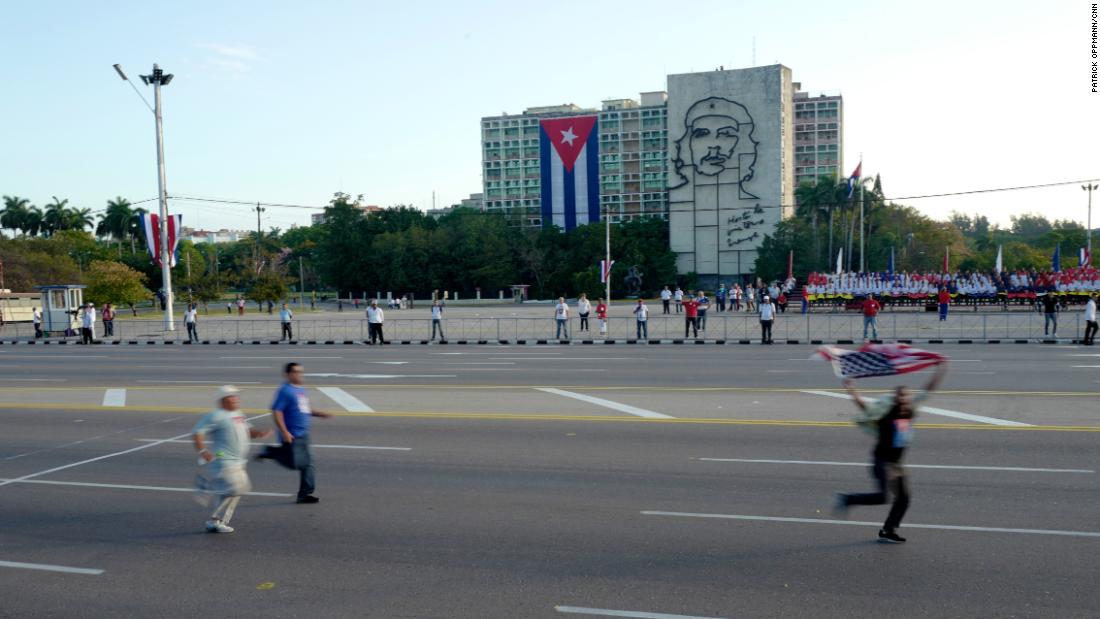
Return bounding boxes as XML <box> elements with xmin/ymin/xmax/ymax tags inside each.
<box><xmin>552</xmin><ymin>152</ymin><xmax>566</xmax><ymax>229</ymax></box>
<box><xmin>585</xmin><ymin>128</ymin><xmax>600</xmax><ymax>225</ymax></box>
<box><xmin>540</xmin><ymin>132</ymin><xmax>552</xmax><ymax>226</ymax></box>
<box><xmin>564</xmin><ymin>154</ymin><xmax>577</xmax><ymax>231</ymax></box>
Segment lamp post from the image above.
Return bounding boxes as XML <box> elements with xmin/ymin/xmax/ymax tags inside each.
<box><xmin>1084</xmin><ymin>183</ymin><xmax>1098</xmax><ymax>261</ymax></box>
<box><xmin>114</xmin><ymin>63</ymin><xmax>175</xmax><ymax>331</ymax></box>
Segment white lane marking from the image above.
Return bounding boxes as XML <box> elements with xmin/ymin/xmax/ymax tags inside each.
<box><xmin>555</xmin><ymin>607</ymin><xmax>726</xmax><ymax>619</ymax></box>
<box><xmin>143</xmin><ymin>365</ymin><xmax>272</xmax><ymax>369</ymax></box>
<box><xmin>537</xmin><ymin>388</ymin><xmax>674</xmax><ymax>419</ymax></box>
<box><xmin>136</xmin><ymin>380</ymin><xmax>263</xmax><ymax>384</ymax></box>
<box><xmin>370</xmin><ymin>361</ymin><xmax>409</xmax><ymax>365</ymax></box>
<box><xmin>0</xmin><ymin>478</ymin><xmax>292</xmax><ymax>497</ymax></box>
<box><xmin>0</xmin><ymin>378</ymin><xmax>67</xmax><ymax>382</ymax></box>
<box><xmin>799</xmin><ymin>390</ymin><xmax>1032</xmax><ymax>427</ymax></box>
<box><xmin>1067</xmin><ymin>354</ymin><xmax>1100</xmax><ymax>357</ymax></box>
<box><xmin>220</xmin><ymin>356</ymin><xmax>343</xmax><ymax>359</ymax></box>
<box><xmin>0</xmin><ymin>430</ymin><xmax>194</xmax><ymax>488</ymax></box>
<box><xmin>102</xmin><ymin>389</ymin><xmax>126</xmax><ymax>407</ymax></box>
<box><xmin>1071</xmin><ymin>365</ymin><xmax>1100</xmax><ymax>368</ymax></box>
<box><xmin>440</xmin><ymin>362</ymin><xmax>516</xmax><ymax>365</ymax></box>
<box><xmin>318</xmin><ymin>387</ymin><xmax>374</xmax><ymax>413</ymax></box>
<box><xmin>0</xmin><ymin>560</ymin><xmax>103</xmax><ymax>576</ymax></box>
<box><xmin>640</xmin><ymin>511</ymin><xmax>1100</xmax><ymax>538</ymax></box>
<box><xmin>304</xmin><ymin>373</ymin><xmax>456</xmax><ymax>379</ymax></box>
<box><xmin>136</xmin><ymin>439</ymin><xmax>411</xmax><ymax>451</ymax></box>
<box><xmin>696</xmin><ymin>458</ymin><xmax>1094</xmax><ymax>474</ymax></box>
<box><xmin>0</xmin><ymin>355</ymin><xmax>109</xmax><ymax>359</ymax></box>
<box><xmin>499</xmin><ymin>357</ymin><xmax>634</xmax><ymax>361</ymax></box>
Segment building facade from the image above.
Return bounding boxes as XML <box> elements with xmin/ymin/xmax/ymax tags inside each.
<box><xmin>792</xmin><ymin>83</ymin><xmax>843</xmax><ymax>188</ymax></box>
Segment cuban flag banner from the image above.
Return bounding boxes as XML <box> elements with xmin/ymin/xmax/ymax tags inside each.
<box><xmin>815</xmin><ymin>342</ymin><xmax>947</xmax><ymax>379</ymax></box>
<box><xmin>599</xmin><ymin>259</ymin><xmax>615</xmax><ymax>283</ymax></box>
<box><xmin>846</xmin><ymin>162</ymin><xmax>862</xmax><ymax>199</ymax></box>
<box><xmin>139</xmin><ymin>212</ymin><xmax>182</xmax><ymax>267</ymax></box>
<box><xmin>540</xmin><ymin>115</ymin><xmax>599</xmax><ymax>231</ymax></box>
<box><xmin>1080</xmin><ymin>247</ymin><xmax>1090</xmax><ymax>267</ymax></box>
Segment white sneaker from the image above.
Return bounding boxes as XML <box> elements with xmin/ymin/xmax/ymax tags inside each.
<box><xmin>205</xmin><ymin>520</ymin><xmax>234</xmax><ymax>533</ymax></box>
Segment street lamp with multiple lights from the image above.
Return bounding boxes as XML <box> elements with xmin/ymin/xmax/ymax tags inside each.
<box><xmin>113</xmin><ymin>63</ymin><xmax>175</xmax><ymax>331</ymax></box>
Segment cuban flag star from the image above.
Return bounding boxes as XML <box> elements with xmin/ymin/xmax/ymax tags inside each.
<box><xmin>539</xmin><ymin>115</ymin><xmax>599</xmax><ymax>231</ymax></box>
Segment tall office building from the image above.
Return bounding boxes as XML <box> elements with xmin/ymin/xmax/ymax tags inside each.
<box><xmin>792</xmin><ymin>83</ymin><xmax>843</xmax><ymax>188</ymax></box>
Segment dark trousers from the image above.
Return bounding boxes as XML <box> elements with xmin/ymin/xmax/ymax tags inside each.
<box><xmin>760</xmin><ymin>319</ymin><xmax>773</xmax><ymax>343</ymax></box>
<box><xmin>34</xmin><ymin>324</ymin><xmax>42</xmax><ymax>339</ymax></box>
<box><xmin>81</xmin><ymin>327</ymin><xmax>93</xmax><ymax>344</ymax></box>
<box><xmin>260</xmin><ymin>435</ymin><xmax>316</xmax><ymax>500</ymax></box>
<box><xmin>104</xmin><ymin>320</ymin><xmax>114</xmax><ymax>337</ymax></box>
<box><xmin>579</xmin><ymin>313</ymin><xmax>589</xmax><ymax>331</ymax></box>
<box><xmin>938</xmin><ymin>303</ymin><xmax>948</xmax><ymax>320</ymax></box>
<box><xmin>662</xmin><ymin>300</ymin><xmax>670</xmax><ymax>314</ymax></box>
<box><xmin>1085</xmin><ymin>320</ymin><xmax>1098</xmax><ymax>345</ymax></box>
<box><xmin>717</xmin><ymin>299</ymin><xmax>726</xmax><ymax>312</ymax></box>
<box><xmin>432</xmin><ymin>319</ymin><xmax>445</xmax><ymax>340</ymax></box>
<box><xmin>281</xmin><ymin>322</ymin><xmax>293</xmax><ymax>340</ymax></box>
<box><xmin>843</xmin><ymin>459</ymin><xmax>910</xmax><ymax>532</ymax></box>
<box><xmin>675</xmin><ymin>301</ymin><xmax>682</xmax><ymax>313</ymax></box>
<box><xmin>186</xmin><ymin>323</ymin><xmax>198</xmax><ymax>342</ymax></box>
<box><xmin>684</xmin><ymin>317</ymin><xmax>698</xmax><ymax>338</ymax></box>
<box><xmin>369</xmin><ymin>322</ymin><xmax>385</xmax><ymax>344</ymax></box>
<box><xmin>636</xmin><ymin>320</ymin><xmax>648</xmax><ymax>339</ymax></box>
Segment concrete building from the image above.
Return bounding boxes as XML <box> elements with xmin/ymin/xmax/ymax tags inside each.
<box><xmin>181</xmin><ymin>228</ymin><xmax>249</xmax><ymax>244</ymax></box>
<box><xmin>792</xmin><ymin>83</ymin><xmax>843</xmax><ymax>188</ymax></box>
<box><xmin>310</xmin><ymin>204</ymin><xmax>382</xmax><ymax>226</ymax></box>
<box><xmin>427</xmin><ymin>192</ymin><xmax>486</xmax><ymax>219</ymax></box>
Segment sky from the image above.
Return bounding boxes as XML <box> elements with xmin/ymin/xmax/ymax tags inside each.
<box><xmin>1</xmin><ymin>0</ymin><xmax>1096</xmax><ymax>234</ymax></box>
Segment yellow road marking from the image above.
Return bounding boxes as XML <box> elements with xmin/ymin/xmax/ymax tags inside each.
<box><xmin>0</xmin><ymin>402</ymin><xmax>1097</xmax><ymax>432</ymax></box>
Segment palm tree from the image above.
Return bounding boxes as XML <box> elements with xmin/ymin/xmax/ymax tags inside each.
<box><xmin>128</xmin><ymin>206</ymin><xmax>148</xmax><ymax>253</ymax></box>
<box><xmin>22</xmin><ymin>207</ymin><xmax>43</xmax><ymax>237</ymax></box>
<box><xmin>97</xmin><ymin>197</ymin><xmax>133</xmax><ymax>241</ymax></box>
<box><xmin>66</xmin><ymin>207</ymin><xmax>95</xmax><ymax>232</ymax></box>
<box><xmin>42</xmin><ymin>196</ymin><xmax>69</xmax><ymax>236</ymax></box>
<box><xmin>1</xmin><ymin>195</ymin><xmax>31</xmax><ymax>237</ymax></box>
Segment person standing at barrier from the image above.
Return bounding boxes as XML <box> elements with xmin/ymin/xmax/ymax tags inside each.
<box><xmin>256</xmin><ymin>363</ymin><xmax>333</xmax><ymax>503</ymax></box>
<box><xmin>777</xmin><ymin>291</ymin><xmax>788</xmax><ymax>314</ymax></box>
<box><xmin>716</xmin><ymin>284</ymin><xmax>727</xmax><ymax>312</ymax></box>
<box><xmin>862</xmin><ymin>294</ymin><xmax>881</xmax><ymax>341</ymax></box>
<box><xmin>80</xmin><ymin>303</ymin><xmax>95</xmax><ymax>345</ymax></box>
<box><xmin>683</xmin><ymin>294</ymin><xmax>700</xmax><ymax>338</ymax></box>
<box><xmin>101</xmin><ymin>303</ymin><xmax>115</xmax><ymax>338</ymax></box>
<box><xmin>732</xmin><ymin>284</ymin><xmax>742</xmax><ymax>312</ymax></box>
<box><xmin>660</xmin><ymin>286</ymin><xmax>672</xmax><ymax>314</ymax></box>
<box><xmin>596</xmin><ymin>298</ymin><xmax>608</xmax><ymax>337</ymax></box>
<box><xmin>674</xmin><ymin>286</ymin><xmax>684</xmax><ymax>313</ymax></box>
<box><xmin>577</xmin><ymin>293</ymin><xmax>592</xmax><ymax>333</ymax></box>
<box><xmin>835</xmin><ymin>362</ymin><xmax>948</xmax><ymax>543</ymax></box>
<box><xmin>1084</xmin><ymin>293</ymin><xmax>1098</xmax><ymax>345</ymax></box>
<box><xmin>236</xmin><ymin>297</ymin><xmax>245</xmax><ymax>316</ymax></box>
<box><xmin>185</xmin><ymin>303</ymin><xmax>199</xmax><ymax>343</ymax></box>
<box><xmin>633</xmin><ymin>299</ymin><xmax>649</xmax><ymax>340</ymax></box>
<box><xmin>937</xmin><ymin>287</ymin><xmax>950</xmax><ymax>321</ymax></box>
<box><xmin>745</xmin><ymin>284</ymin><xmax>756</xmax><ymax>312</ymax></box>
<box><xmin>555</xmin><ymin>297</ymin><xmax>570</xmax><ymax>340</ymax></box>
<box><xmin>367</xmin><ymin>299</ymin><xmax>386</xmax><ymax>344</ymax></box>
<box><xmin>32</xmin><ymin>307</ymin><xmax>42</xmax><ymax>339</ymax></box>
<box><xmin>192</xmin><ymin>385</ymin><xmax>271</xmax><ymax>533</ymax></box>
<box><xmin>696</xmin><ymin>290</ymin><xmax>710</xmax><ymax>332</ymax></box>
<box><xmin>280</xmin><ymin>303</ymin><xmax>294</xmax><ymax>341</ymax></box>
<box><xmin>431</xmin><ymin>300</ymin><xmax>445</xmax><ymax>341</ymax></box>
<box><xmin>759</xmin><ymin>295</ymin><xmax>776</xmax><ymax>344</ymax></box>
<box><xmin>1041</xmin><ymin>292</ymin><xmax>1059</xmax><ymax>336</ymax></box>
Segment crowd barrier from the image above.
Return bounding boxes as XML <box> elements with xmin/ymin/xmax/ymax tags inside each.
<box><xmin>0</xmin><ymin>312</ymin><xmax>1087</xmax><ymax>342</ymax></box>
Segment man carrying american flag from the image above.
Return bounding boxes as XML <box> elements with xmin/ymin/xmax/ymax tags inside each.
<box><xmin>819</xmin><ymin>343</ymin><xmax>949</xmax><ymax>543</ymax></box>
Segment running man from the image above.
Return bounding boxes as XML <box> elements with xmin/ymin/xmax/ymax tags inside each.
<box><xmin>835</xmin><ymin>361</ymin><xmax>948</xmax><ymax>543</ymax></box>
<box><xmin>192</xmin><ymin>385</ymin><xmax>271</xmax><ymax>533</ymax></box>
<box><xmin>256</xmin><ymin>363</ymin><xmax>334</xmax><ymax>503</ymax></box>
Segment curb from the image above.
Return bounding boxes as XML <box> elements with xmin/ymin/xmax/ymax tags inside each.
<box><xmin>0</xmin><ymin>339</ymin><xmax>1087</xmax><ymax>346</ymax></box>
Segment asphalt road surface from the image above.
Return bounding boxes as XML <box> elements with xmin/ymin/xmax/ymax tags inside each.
<box><xmin>1</xmin><ymin>344</ymin><xmax>1097</xmax><ymax>618</ymax></box>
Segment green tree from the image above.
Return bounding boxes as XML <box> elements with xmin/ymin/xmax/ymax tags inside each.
<box><xmin>1</xmin><ymin>195</ymin><xmax>31</xmax><ymax>236</ymax></box>
<box><xmin>190</xmin><ymin>273</ymin><xmax>225</xmax><ymax>313</ymax></box>
<box><xmin>42</xmin><ymin>196</ymin><xmax>69</xmax><ymax>236</ymax></box>
<box><xmin>246</xmin><ymin>272</ymin><xmax>289</xmax><ymax>307</ymax></box>
<box><xmin>84</xmin><ymin>260</ymin><xmax>151</xmax><ymax>307</ymax></box>
<box><xmin>65</xmin><ymin>207</ymin><xmax>95</xmax><ymax>232</ymax></box>
<box><xmin>96</xmin><ymin>197</ymin><xmax>133</xmax><ymax>242</ymax></box>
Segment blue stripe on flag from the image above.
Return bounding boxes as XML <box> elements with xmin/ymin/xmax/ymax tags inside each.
<box><xmin>539</xmin><ymin>126</ymin><xmax>552</xmax><ymax>227</ymax></box>
<box><xmin>586</xmin><ymin>126</ymin><xmax>600</xmax><ymax>225</ymax></box>
<box><xmin>563</xmin><ymin>165</ymin><xmax>576</xmax><ymax>231</ymax></box>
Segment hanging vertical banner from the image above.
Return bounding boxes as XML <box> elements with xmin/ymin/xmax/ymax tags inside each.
<box><xmin>1052</xmin><ymin>243</ymin><xmax>1061</xmax><ymax>273</ymax></box>
<box><xmin>887</xmin><ymin>247</ymin><xmax>895</xmax><ymax>275</ymax></box>
<box><xmin>1079</xmin><ymin>247</ymin><xmax>1090</xmax><ymax>267</ymax></box>
<box><xmin>835</xmin><ymin>249</ymin><xmax>843</xmax><ymax>275</ymax></box>
<box><xmin>995</xmin><ymin>245</ymin><xmax>1003</xmax><ymax>273</ymax></box>
<box><xmin>540</xmin><ymin>115</ymin><xmax>599</xmax><ymax>231</ymax></box>
<box><xmin>139</xmin><ymin>213</ymin><xmax>182</xmax><ymax>267</ymax></box>
<box><xmin>599</xmin><ymin>259</ymin><xmax>615</xmax><ymax>283</ymax></box>
<box><xmin>942</xmin><ymin>246</ymin><xmax>949</xmax><ymax>273</ymax></box>
<box><xmin>787</xmin><ymin>250</ymin><xmax>794</xmax><ymax>280</ymax></box>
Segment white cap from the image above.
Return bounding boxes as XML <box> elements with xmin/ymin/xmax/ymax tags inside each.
<box><xmin>218</xmin><ymin>385</ymin><xmax>241</xmax><ymax>399</ymax></box>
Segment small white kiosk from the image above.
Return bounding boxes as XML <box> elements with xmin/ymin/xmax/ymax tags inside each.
<box><xmin>36</xmin><ymin>285</ymin><xmax>85</xmax><ymax>336</ymax></box>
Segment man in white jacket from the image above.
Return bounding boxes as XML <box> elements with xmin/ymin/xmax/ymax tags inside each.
<box><xmin>366</xmin><ymin>300</ymin><xmax>386</xmax><ymax>345</ymax></box>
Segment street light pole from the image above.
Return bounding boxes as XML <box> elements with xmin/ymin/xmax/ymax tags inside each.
<box><xmin>1084</xmin><ymin>183</ymin><xmax>1098</xmax><ymax>261</ymax></box>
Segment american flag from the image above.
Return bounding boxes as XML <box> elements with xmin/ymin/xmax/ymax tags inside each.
<box><xmin>815</xmin><ymin>343</ymin><xmax>947</xmax><ymax>378</ymax></box>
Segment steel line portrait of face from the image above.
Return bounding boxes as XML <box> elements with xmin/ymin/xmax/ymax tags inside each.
<box><xmin>670</xmin><ymin>96</ymin><xmax>759</xmax><ymax>199</ymax></box>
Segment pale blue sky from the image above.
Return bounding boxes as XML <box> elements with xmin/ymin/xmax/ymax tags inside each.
<box><xmin>1</xmin><ymin>0</ymin><xmax>1094</xmax><ymax>233</ymax></box>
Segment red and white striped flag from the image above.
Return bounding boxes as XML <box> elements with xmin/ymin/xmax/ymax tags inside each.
<box><xmin>139</xmin><ymin>213</ymin><xmax>183</xmax><ymax>267</ymax></box>
<box><xmin>599</xmin><ymin>259</ymin><xmax>615</xmax><ymax>283</ymax></box>
<box><xmin>815</xmin><ymin>343</ymin><xmax>947</xmax><ymax>378</ymax></box>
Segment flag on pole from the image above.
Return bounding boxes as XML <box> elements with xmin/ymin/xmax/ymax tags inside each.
<box><xmin>138</xmin><ymin>213</ymin><xmax>182</xmax><ymax>267</ymax></box>
<box><xmin>835</xmin><ymin>248</ymin><xmax>843</xmax><ymax>275</ymax></box>
<box><xmin>599</xmin><ymin>259</ymin><xmax>615</xmax><ymax>283</ymax></box>
<box><xmin>539</xmin><ymin>115</ymin><xmax>599</xmax><ymax>231</ymax></box>
<box><xmin>942</xmin><ymin>246</ymin><xmax>949</xmax><ymax>273</ymax></box>
<box><xmin>846</xmin><ymin>162</ymin><xmax>862</xmax><ymax>199</ymax></box>
<box><xmin>787</xmin><ymin>250</ymin><xmax>794</xmax><ymax>280</ymax></box>
<box><xmin>994</xmin><ymin>245</ymin><xmax>1003</xmax><ymax>273</ymax></box>
<box><xmin>1052</xmin><ymin>243</ymin><xmax>1061</xmax><ymax>273</ymax></box>
<box><xmin>887</xmin><ymin>247</ymin><xmax>895</xmax><ymax>274</ymax></box>
<box><xmin>1079</xmin><ymin>247</ymin><xmax>1090</xmax><ymax>267</ymax></box>
<box><xmin>815</xmin><ymin>342</ymin><xmax>948</xmax><ymax>379</ymax></box>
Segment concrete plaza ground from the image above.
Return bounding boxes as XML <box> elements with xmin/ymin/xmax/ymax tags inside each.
<box><xmin>1</xmin><ymin>343</ymin><xmax>1099</xmax><ymax>617</ymax></box>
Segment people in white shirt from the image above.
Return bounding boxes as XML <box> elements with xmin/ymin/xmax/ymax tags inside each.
<box><xmin>366</xmin><ymin>301</ymin><xmax>386</xmax><ymax>344</ymax></box>
<box><xmin>555</xmin><ymin>297</ymin><xmax>570</xmax><ymax>339</ymax></box>
<box><xmin>633</xmin><ymin>300</ymin><xmax>649</xmax><ymax>339</ymax></box>
<box><xmin>577</xmin><ymin>294</ymin><xmax>592</xmax><ymax>333</ymax></box>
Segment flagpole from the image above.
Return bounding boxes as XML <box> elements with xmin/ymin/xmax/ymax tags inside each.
<box><xmin>858</xmin><ymin>157</ymin><xmax>864</xmax><ymax>273</ymax></box>
<box><xmin>605</xmin><ymin>205</ymin><xmax>611</xmax><ymax>306</ymax></box>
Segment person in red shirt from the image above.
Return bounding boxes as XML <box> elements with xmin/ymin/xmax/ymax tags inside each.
<box><xmin>101</xmin><ymin>303</ymin><xmax>115</xmax><ymax>338</ymax></box>
<box><xmin>595</xmin><ymin>298</ymin><xmax>608</xmax><ymax>337</ymax></box>
<box><xmin>937</xmin><ymin>287</ymin><xmax>951</xmax><ymax>321</ymax></box>
<box><xmin>862</xmin><ymin>294</ymin><xmax>881</xmax><ymax>340</ymax></box>
<box><xmin>776</xmin><ymin>292</ymin><xmax>788</xmax><ymax>314</ymax></box>
<box><xmin>683</xmin><ymin>296</ymin><xmax>700</xmax><ymax>338</ymax></box>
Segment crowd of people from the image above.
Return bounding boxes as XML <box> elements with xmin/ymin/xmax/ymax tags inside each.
<box><xmin>804</xmin><ymin>267</ymin><xmax>1100</xmax><ymax>306</ymax></box>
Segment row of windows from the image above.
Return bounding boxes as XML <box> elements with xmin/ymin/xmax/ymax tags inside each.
<box><xmin>483</xmin><ymin>118</ymin><xmax>539</xmax><ymax>129</ymax></box>
<box><xmin>794</xmin><ymin>101</ymin><xmax>839</xmax><ymax>111</ymax></box>
<box><xmin>795</xmin><ymin>122</ymin><xmax>840</xmax><ymax>131</ymax></box>
<box><xmin>795</xmin><ymin>144</ymin><xmax>840</xmax><ymax>153</ymax></box>
<box><xmin>484</xmin><ymin>139</ymin><xmax>538</xmax><ymax>148</ymax></box>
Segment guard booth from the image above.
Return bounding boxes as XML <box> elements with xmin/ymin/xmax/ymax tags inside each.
<box><xmin>510</xmin><ymin>285</ymin><xmax>530</xmax><ymax>304</ymax></box>
<box><xmin>36</xmin><ymin>285</ymin><xmax>85</xmax><ymax>336</ymax></box>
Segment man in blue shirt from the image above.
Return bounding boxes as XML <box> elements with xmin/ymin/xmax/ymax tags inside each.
<box><xmin>695</xmin><ymin>291</ymin><xmax>710</xmax><ymax>332</ymax></box>
<box><xmin>279</xmin><ymin>303</ymin><xmax>294</xmax><ymax>341</ymax></box>
<box><xmin>256</xmin><ymin>362</ymin><xmax>333</xmax><ymax>503</ymax></box>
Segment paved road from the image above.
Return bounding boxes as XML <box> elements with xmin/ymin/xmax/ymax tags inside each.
<box><xmin>1</xmin><ymin>345</ymin><xmax>1097</xmax><ymax>618</ymax></box>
